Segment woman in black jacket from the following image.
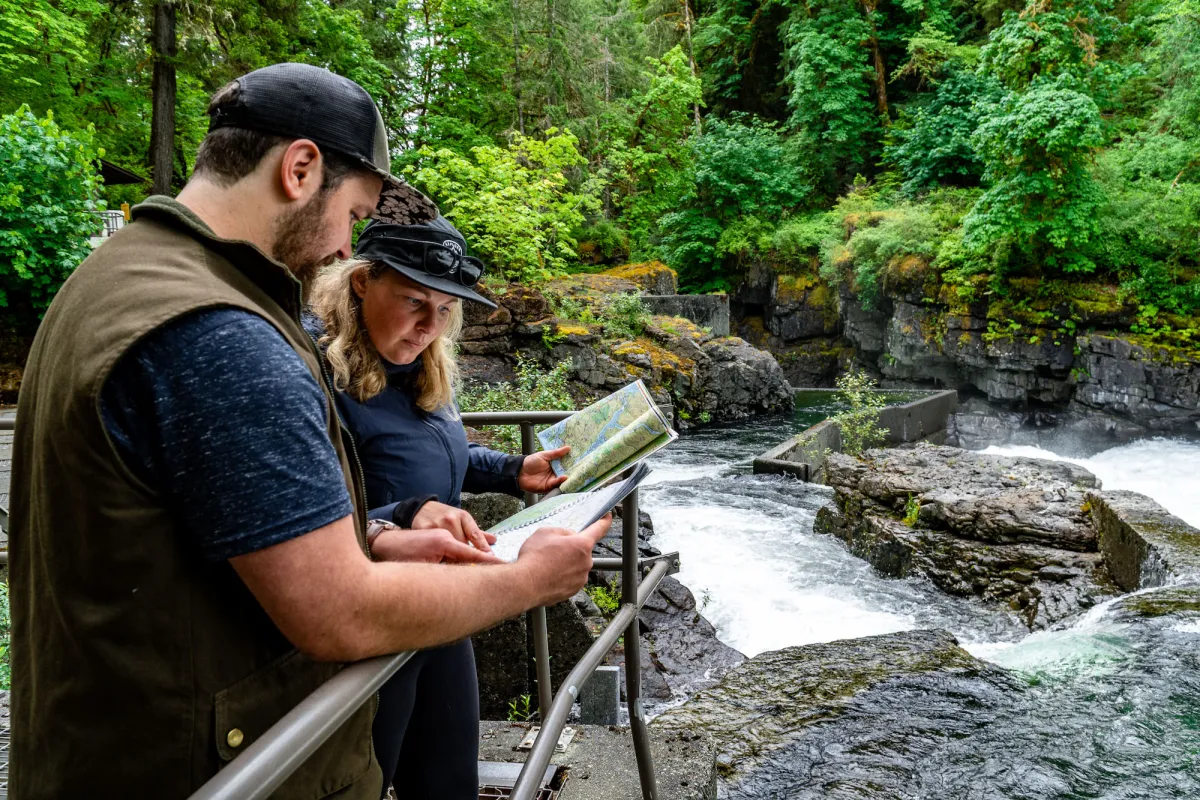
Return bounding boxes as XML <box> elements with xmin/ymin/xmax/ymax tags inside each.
<box><xmin>307</xmin><ymin>216</ymin><xmax>569</xmax><ymax>798</ymax></box>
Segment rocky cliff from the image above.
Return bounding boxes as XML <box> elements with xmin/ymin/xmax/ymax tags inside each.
<box><xmin>731</xmin><ymin>262</ymin><xmax>1200</xmax><ymax>433</ymax></box>
<box><xmin>463</xmin><ymin>264</ymin><xmax>793</xmax><ymax>425</ymax></box>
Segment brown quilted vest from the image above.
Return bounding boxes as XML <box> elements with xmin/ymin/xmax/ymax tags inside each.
<box><xmin>8</xmin><ymin>196</ymin><xmax>379</xmax><ymax>799</ymax></box>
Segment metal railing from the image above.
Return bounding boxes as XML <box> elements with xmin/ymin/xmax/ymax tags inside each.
<box><xmin>185</xmin><ymin>409</ymin><xmax>673</xmax><ymax>800</ymax></box>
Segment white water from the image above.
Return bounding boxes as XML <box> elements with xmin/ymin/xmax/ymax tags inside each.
<box><xmin>981</xmin><ymin>438</ymin><xmax>1200</xmax><ymax>528</ymax></box>
<box><xmin>640</xmin><ymin>425</ymin><xmax>1200</xmax><ymax>662</ymax></box>
<box><xmin>639</xmin><ymin>426</ymin><xmax>1027</xmax><ymax>658</ymax></box>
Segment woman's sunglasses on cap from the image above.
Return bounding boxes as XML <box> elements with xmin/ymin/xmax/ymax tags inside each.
<box><xmin>362</xmin><ymin>236</ymin><xmax>485</xmax><ymax>287</ymax></box>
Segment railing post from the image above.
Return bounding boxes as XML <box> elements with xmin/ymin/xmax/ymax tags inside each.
<box><xmin>520</xmin><ymin>421</ymin><xmax>554</xmax><ymax>721</ymax></box>
<box><xmin>622</xmin><ymin>487</ymin><xmax>659</xmax><ymax>800</ymax></box>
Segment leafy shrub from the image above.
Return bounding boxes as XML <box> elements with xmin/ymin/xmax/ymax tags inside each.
<box><xmin>902</xmin><ymin>494</ymin><xmax>921</xmax><ymax>526</ymax></box>
<box><xmin>0</xmin><ymin>106</ymin><xmax>104</xmax><ymax>329</ymax></box>
<box><xmin>888</xmin><ymin>71</ymin><xmax>1003</xmax><ymax>194</ymax></box>
<box><xmin>574</xmin><ymin>219</ymin><xmax>630</xmax><ymax>265</ymax></box>
<box><xmin>658</xmin><ymin>114</ymin><xmax>811</xmax><ymax>291</ymax></box>
<box><xmin>458</xmin><ymin>356</ymin><xmax>575</xmax><ymax>453</ymax></box>
<box><xmin>963</xmin><ymin>76</ymin><xmax>1106</xmax><ymax>275</ymax></box>
<box><xmin>585</xmin><ymin>577</ymin><xmax>621</xmax><ymax>617</ymax></box>
<box><xmin>771</xmin><ymin>212</ymin><xmax>840</xmax><ymax>262</ymax></box>
<box><xmin>507</xmin><ymin>694</ymin><xmax>534</xmax><ymax>722</ymax></box>
<box><xmin>822</xmin><ymin>206</ymin><xmax>940</xmax><ymax>306</ymax></box>
<box><xmin>407</xmin><ymin>129</ymin><xmax>598</xmax><ymax>283</ymax></box>
<box><xmin>600</xmin><ymin>293</ymin><xmax>652</xmax><ymax>339</ymax></box>
<box><xmin>831</xmin><ymin>369</ymin><xmax>888</xmax><ymax>456</ymax></box>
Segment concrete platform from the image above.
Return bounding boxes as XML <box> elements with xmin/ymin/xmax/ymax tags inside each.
<box><xmin>478</xmin><ymin>721</ymin><xmax>715</xmax><ymax>799</ymax></box>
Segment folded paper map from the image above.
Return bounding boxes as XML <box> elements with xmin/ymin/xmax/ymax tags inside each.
<box><xmin>488</xmin><ymin>463</ymin><xmax>650</xmax><ymax>562</ymax></box>
<box><xmin>536</xmin><ymin>380</ymin><xmax>677</xmax><ymax>494</ymax></box>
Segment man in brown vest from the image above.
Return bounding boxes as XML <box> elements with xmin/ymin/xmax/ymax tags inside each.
<box><xmin>9</xmin><ymin>63</ymin><xmax>608</xmax><ymax>799</ymax></box>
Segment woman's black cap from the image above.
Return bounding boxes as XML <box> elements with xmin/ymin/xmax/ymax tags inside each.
<box><xmin>206</xmin><ymin>62</ymin><xmax>439</xmax><ymax>225</ymax></box>
<box><xmin>355</xmin><ymin>218</ymin><xmax>497</xmax><ymax>309</ymax></box>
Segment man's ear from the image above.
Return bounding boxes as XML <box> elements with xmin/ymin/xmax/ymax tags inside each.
<box><xmin>278</xmin><ymin>139</ymin><xmax>323</xmax><ymax>202</ymax></box>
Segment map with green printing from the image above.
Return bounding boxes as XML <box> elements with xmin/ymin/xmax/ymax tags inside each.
<box><xmin>536</xmin><ymin>380</ymin><xmax>677</xmax><ymax>494</ymax></box>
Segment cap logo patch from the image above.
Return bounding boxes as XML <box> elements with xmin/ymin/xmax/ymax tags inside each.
<box><xmin>442</xmin><ymin>239</ymin><xmax>463</xmax><ymax>256</ymax></box>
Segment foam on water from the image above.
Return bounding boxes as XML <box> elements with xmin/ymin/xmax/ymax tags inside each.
<box><xmin>639</xmin><ymin>421</ymin><xmax>1026</xmax><ymax>657</ymax></box>
<box><xmin>981</xmin><ymin>438</ymin><xmax>1200</xmax><ymax>527</ymax></box>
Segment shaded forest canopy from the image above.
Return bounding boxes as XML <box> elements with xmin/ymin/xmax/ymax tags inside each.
<box><xmin>2</xmin><ymin>0</ymin><xmax>1198</xmax><ymax>338</ymax></box>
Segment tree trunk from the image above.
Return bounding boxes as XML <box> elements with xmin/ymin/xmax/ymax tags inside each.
<box><xmin>546</xmin><ymin>0</ymin><xmax>556</xmax><ymax>109</ymax></box>
<box><xmin>512</xmin><ymin>0</ymin><xmax>525</xmax><ymax>134</ymax></box>
<box><xmin>150</xmin><ymin>0</ymin><xmax>177</xmax><ymax>195</ymax></box>
<box><xmin>859</xmin><ymin>0</ymin><xmax>889</xmax><ymax>120</ymax></box>
<box><xmin>603</xmin><ymin>35</ymin><xmax>611</xmax><ymax>104</ymax></box>
<box><xmin>681</xmin><ymin>0</ymin><xmax>701</xmax><ymax>133</ymax></box>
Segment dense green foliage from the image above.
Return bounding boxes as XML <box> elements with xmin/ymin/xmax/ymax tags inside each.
<box><xmin>4</xmin><ymin>0</ymin><xmax>1197</xmax><ymax>330</ymax></box>
<box><xmin>457</xmin><ymin>356</ymin><xmax>575</xmax><ymax>452</ymax></box>
<box><xmin>0</xmin><ymin>106</ymin><xmax>104</xmax><ymax>330</ymax></box>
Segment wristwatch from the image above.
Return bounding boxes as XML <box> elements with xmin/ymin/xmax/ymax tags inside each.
<box><xmin>366</xmin><ymin>518</ymin><xmax>400</xmax><ymax>550</ymax></box>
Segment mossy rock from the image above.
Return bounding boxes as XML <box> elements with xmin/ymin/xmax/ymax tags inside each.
<box><xmin>1114</xmin><ymin>586</ymin><xmax>1200</xmax><ymax>619</ymax></box>
<box><xmin>774</xmin><ymin>273</ymin><xmax>819</xmax><ymax>303</ymax></box>
<box><xmin>602</xmin><ymin>260</ymin><xmax>677</xmax><ymax>294</ymax></box>
<box><xmin>653</xmin><ymin>629</ymin><xmax>1008</xmax><ymax>787</ymax></box>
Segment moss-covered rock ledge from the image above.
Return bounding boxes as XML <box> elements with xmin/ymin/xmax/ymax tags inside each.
<box><xmin>461</xmin><ymin>269</ymin><xmax>793</xmax><ymax>425</ymax></box>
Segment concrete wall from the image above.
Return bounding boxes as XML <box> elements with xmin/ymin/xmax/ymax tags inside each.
<box><xmin>1087</xmin><ymin>490</ymin><xmax>1200</xmax><ymax>591</ymax></box>
<box><xmin>642</xmin><ymin>295</ymin><xmax>730</xmax><ymax>337</ymax></box>
<box><xmin>752</xmin><ymin>389</ymin><xmax>959</xmax><ymax>481</ymax></box>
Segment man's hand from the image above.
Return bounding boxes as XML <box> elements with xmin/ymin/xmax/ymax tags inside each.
<box><xmin>514</xmin><ymin>514</ymin><xmax>611</xmax><ymax>607</ymax></box>
<box><xmin>519</xmin><ymin>446</ymin><xmax>571</xmax><ymax>493</ymax></box>
<box><xmin>412</xmin><ymin>501</ymin><xmax>495</xmax><ymax>552</ymax></box>
<box><xmin>371</xmin><ymin>527</ymin><xmax>504</xmax><ymax>565</ymax></box>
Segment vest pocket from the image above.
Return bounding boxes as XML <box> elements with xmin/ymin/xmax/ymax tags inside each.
<box><xmin>214</xmin><ymin>649</ymin><xmax>378</xmax><ymax>799</ymax></box>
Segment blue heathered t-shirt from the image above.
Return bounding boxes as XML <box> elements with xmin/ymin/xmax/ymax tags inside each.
<box><xmin>100</xmin><ymin>307</ymin><xmax>354</xmax><ymax>562</ymax></box>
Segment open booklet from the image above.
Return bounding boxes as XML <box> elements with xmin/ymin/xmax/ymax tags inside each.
<box><xmin>487</xmin><ymin>462</ymin><xmax>650</xmax><ymax>562</ymax></box>
<box><xmin>536</xmin><ymin>380</ymin><xmax>677</xmax><ymax>495</ymax></box>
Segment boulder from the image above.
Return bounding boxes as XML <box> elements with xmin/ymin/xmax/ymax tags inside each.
<box><xmin>602</xmin><ymin>261</ymin><xmax>679</xmax><ymax>295</ymax></box>
<box><xmin>814</xmin><ymin>444</ymin><xmax>1117</xmax><ymax>628</ymax></box>
<box><xmin>457</xmin><ymin>279</ymin><xmax>794</xmax><ymax>428</ymax></box>
<box><xmin>694</xmin><ymin>337</ymin><xmax>794</xmax><ymax>422</ymax></box>
<box><xmin>653</xmin><ymin>629</ymin><xmax>1017</xmax><ymax>798</ymax></box>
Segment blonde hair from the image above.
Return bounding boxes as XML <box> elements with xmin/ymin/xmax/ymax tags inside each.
<box><xmin>309</xmin><ymin>259</ymin><xmax>462</xmax><ymax>411</ymax></box>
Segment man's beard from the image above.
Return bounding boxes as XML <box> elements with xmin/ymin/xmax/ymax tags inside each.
<box><xmin>271</xmin><ymin>188</ymin><xmax>338</xmax><ymax>293</ymax></box>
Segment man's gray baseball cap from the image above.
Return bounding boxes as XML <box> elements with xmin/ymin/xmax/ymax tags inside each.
<box><xmin>207</xmin><ymin>62</ymin><xmax>439</xmax><ymax>224</ymax></box>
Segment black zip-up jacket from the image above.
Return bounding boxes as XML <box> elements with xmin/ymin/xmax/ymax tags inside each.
<box><xmin>304</xmin><ymin>314</ymin><xmax>524</xmax><ymax>525</ymax></box>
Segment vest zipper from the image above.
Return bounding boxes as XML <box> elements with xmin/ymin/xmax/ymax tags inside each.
<box><xmin>298</xmin><ymin>302</ymin><xmax>373</xmax><ymax>560</ymax></box>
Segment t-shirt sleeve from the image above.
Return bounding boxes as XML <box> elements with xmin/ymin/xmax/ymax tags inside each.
<box><xmin>100</xmin><ymin>307</ymin><xmax>354</xmax><ymax>562</ymax></box>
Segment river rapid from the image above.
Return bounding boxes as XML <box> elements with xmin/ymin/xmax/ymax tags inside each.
<box><xmin>638</xmin><ymin>404</ymin><xmax>1200</xmax><ymax>797</ymax></box>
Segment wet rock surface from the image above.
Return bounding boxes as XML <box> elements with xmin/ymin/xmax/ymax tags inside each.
<box><xmin>653</xmin><ymin>629</ymin><xmax>1018</xmax><ymax>798</ymax></box>
<box><xmin>467</xmin><ymin>494</ymin><xmax>741</xmax><ymax>715</ymax></box>
<box><xmin>593</xmin><ymin>507</ymin><xmax>745</xmax><ymax>701</ymax></box>
<box><xmin>814</xmin><ymin>444</ymin><xmax>1117</xmax><ymax>629</ymax></box>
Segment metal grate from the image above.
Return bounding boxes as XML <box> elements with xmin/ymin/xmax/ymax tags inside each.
<box><xmin>0</xmin><ymin>727</ymin><xmax>10</xmax><ymax>798</ymax></box>
<box><xmin>479</xmin><ymin>785</ymin><xmax>555</xmax><ymax>800</ymax></box>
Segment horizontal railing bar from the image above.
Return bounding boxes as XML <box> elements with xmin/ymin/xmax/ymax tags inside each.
<box><xmin>591</xmin><ymin>555</ymin><xmax>677</xmax><ymax>572</ymax></box>
<box><xmin>510</xmin><ymin>558</ymin><xmax>672</xmax><ymax>800</ymax></box>
<box><xmin>460</xmin><ymin>411</ymin><xmax>574</xmax><ymax>426</ymax></box>
<box><xmin>188</xmin><ymin>651</ymin><xmax>416</xmax><ymax>800</ymax></box>
<box><xmin>0</xmin><ymin>418</ymin><xmax>13</xmax><ymax>431</ymax></box>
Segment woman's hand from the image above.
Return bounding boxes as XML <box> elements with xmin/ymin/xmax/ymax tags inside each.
<box><xmin>412</xmin><ymin>500</ymin><xmax>496</xmax><ymax>552</ymax></box>
<box><xmin>519</xmin><ymin>446</ymin><xmax>570</xmax><ymax>493</ymax></box>
<box><xmin>371</xmin><ymin>527</ymin><xmax>504</xmax><ymax>564</ymax></box>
